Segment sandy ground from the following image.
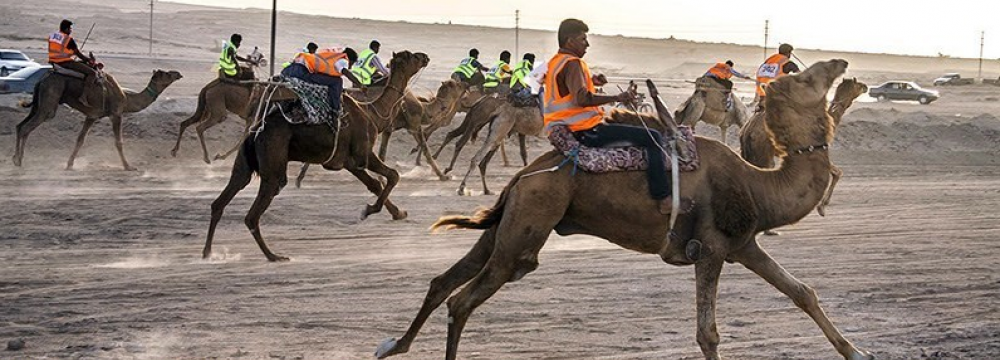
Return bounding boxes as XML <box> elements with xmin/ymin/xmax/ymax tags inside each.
<box><xmin>2</xmin><ymin>0</ymin><xmax>1000</xmax><ymax>359</ymax></box>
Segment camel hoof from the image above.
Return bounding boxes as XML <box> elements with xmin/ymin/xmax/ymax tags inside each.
<box><xmin>764</xmin><ymin>229</ymin><xmax>781</xmax><ymax>236</ymax></box>
<box><xmin>267</xmin><ymin>254</ymin><xmax>290</xmax><ymax>262</ymax></box>
<box><xmin>438</xmin><ymin>174</ymin><xmax>452</xmax><ymax>181</ymax></box>
<box><xmin>375</xmin><ymin>337</ymin><xmax>401</xmax><ymax>359</ymax></box>
<box><xmin>202</xmin><ymin>157</ymin><xmax>212</xmax><ymax>165</ymax></box>
<box><xmin>392</xmin><ymin>210</ymin><xmax>408</xmax><ymax>221</ymax></box>
<box><xmin>457</xmin><ymin>186</ymin><xmax>468</xmax><ymax>196</ymax></box>
<box><xmin>170</xmin><ymin>149</ymin><xmax>178</xmax><ymax>157</ymax></box>
<box><xmin>443</xmin><ymin>167</ymin><xmax>453</xmax><ymax>175</ymax></box>
<box><xmin>816</xmin><ymin>205</ymin><xmax>827</xmax><ymax>217</ymax></box>
<box><xmin>483</xmin><ymin>189</ymin><xmax>494</xmax><ymax>196</ymax></box>
<box><xmin>124</xmin><ymin>166</ymin><xmax>139</xmax><ymax>172</ymax></box>
<box><xmin>848</xmin><ymin>350</ymin><xmax>875</xmax><ymax>360</ymax></box>
<box><xmin>213</xmin><ymin>153</ymin><xmax>226</xmax><ymax>161</ymax></box>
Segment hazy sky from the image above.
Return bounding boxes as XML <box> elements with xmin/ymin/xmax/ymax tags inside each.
<box><xmin>164</xmin><ymin>0</ymin><xmax>1000</xmax><ymax>59</ymax></box>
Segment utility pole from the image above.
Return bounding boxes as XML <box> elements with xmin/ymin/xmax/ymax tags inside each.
<box><xmin>763</xmin><ymin>20</ymin><xmax>769</xmax><ymax>59</ymax></box>
<box><xmin>269</xmin><ymin>0</ymin><xmax>277</xmax><ymax>77</ymax></box>
<box><xmin>979</xmin><ymin>31</ymin><xmax>985</xmax><ymax>81</ymax></box>
<box><xmin>149</xmin><ymin>0</ymin><xmax>154</xmax><ymax>55</ymax></box>
<box><xmin>515</xmin><ymin>9</ymin><xmax>520</xmax><ymax>62</ymax></box>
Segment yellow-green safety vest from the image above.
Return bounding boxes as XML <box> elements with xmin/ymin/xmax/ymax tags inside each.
<box><xmin>219</xmin><ymin>41</ymin><xmax>238</xmax><ymax>76</ymax></box>
<box><xmin>483</xmin><ymin>60</ymin><xmax>509</xmax><ymax>88</ymax></box>
<box><xmin>350</xmin><ymin>49</ymin><xmax>378</xmax><ymax>85</ymax></box>
<box><xmin>510</xmin><ymin>60</ymin><xmax>532</xmax><ymax>89</ymax></box>
<box><xmin>453</xmin><ymin>57</ymin><xmax>477</xmax><ymax>78</ymax></box>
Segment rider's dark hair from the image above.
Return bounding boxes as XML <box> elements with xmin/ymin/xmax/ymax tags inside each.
<box><xmin>230</xmin><ymin>34</ymin><xmax>242</xmax><ymax>44</ymax></box>
<box><xmin>523</xmin><ymin>53</ymin><xmax>535</xmax><ymax>63</ymax></box>
<box><xmin>306</xmin><ymin>42</ymin><xmax>318</xmax><ymax>53</ymax></box>
<box><xmin>344</xmin><ymin>48</ymin><xmax>359</xmax><ymax>64</ymax></box>
<box><xmin>500</xmin><ymin>50</ymin><xmax>511</xmax><ymax>63</ymax></box>
<box><xmin>469</xmin><ymin>48</ymin><xmax>479</xmax><ymax>58</ymax></box>
<box><xmin>60</xmin><ymin>19</ymin><xmax>73</xmax><ymax>32</ymax></box>
<box><xmin>558</xmin><ymin>19</ymin><xmax>589</xmax><ymax>47</ymax></box>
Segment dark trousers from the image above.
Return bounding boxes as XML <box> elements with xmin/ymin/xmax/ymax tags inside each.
<box><xmin>281</xmin><ymin>63</ymin><xmax>344</xmax><ymax>112</ymax></box>
<box><xmin>575</xmin><ymin>123</ymin><xmax>670</xmax><ymax>199</ymax></box>
<box><xmin>55</xmin><ymin>60</ymin><xmax>97</xmax><ymax>83</ymax></box>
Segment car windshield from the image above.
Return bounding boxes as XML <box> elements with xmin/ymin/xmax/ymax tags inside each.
<box><xmin>0</xmin><ymin>51</ymin><xmax>30</xmax><ymax>61</ymax></box>
<box><xmin>4</xmin><ymin>67</ymin><xmax>38</xmax><ymax>79</ymax></box>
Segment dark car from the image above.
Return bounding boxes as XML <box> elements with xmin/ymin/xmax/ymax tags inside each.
<box><xmin>868</xmin><ymin>81</ymin><xmax>939</xmax><ymax>105</ymax></box>
<box><xmin>0</xmin><ymin>65</ymin><xmax>51</xmax><ymax>94</ymax></box>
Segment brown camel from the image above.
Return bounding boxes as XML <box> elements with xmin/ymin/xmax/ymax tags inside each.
<box><xmin>377</xmin><ymin>79</ymin><xmax>468</xmax><ymax>179</ymax></box>
<box><xmin>455</xmin><ymin>102</ymin><xmax>539</xmax><ymax>195</ymax></box>
<box><xmin>13</xmin><ymin>69</ymin><xmax>183</xmax><ymax>170</ymax></box>
<box><xmin>376</xmin><ymin>59</ymin><xmax>875</xmax><ymax>360</ymax></box>
<box><xmin>740</xmin><ymin>77</ymin><xmax>868</xmax><ymax>216</ymax></box>
<box><xmin>203</xmin><ymin>51</ymin><xmax>429</xmax><ymax>262</ymax></box>
<box><xmin>169</xmin><ymin>70</ymin><xmax>265</xmax><ymax>164</ymax></box>
<box><xmin>432</xmin><ymin>96</ymin><xmax>529</xmax><ymax>175</ymax></box>
<box><xmin>674</xmin><ymin>78</ymin><xmax>749</xmax><ymax>145</ymax></box>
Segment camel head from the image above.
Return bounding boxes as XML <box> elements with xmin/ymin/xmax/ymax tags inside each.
<box><xmin>150</xmin><ymin>69</ymin><xmax>183</xmax><ymax>88</ymax></box>
<box><xmin>435</xmin><ymin>79</ymin><xmax>468</xmax><ymax>111</ymax></box>
<box><xmin>389</xmin><ymin>51</ymin><xmax>430</xmax><ymax>79</ymax></box>
<box><xmin>763</xmin><ymin>59</ymin><xmax>848</xmax><ymax>156</ymax></box>
<box><xmin>833</xmin><ymin>77</ymin><xmax>868</xmax><ymax>104</ymax></box>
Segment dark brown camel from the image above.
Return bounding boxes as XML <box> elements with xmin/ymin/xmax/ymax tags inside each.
<box><xmin>13</xmin><ymin>69</ymin><xmax>183</xmax><ymax>170</ymax></box>
<box><xmin>740</xmin><ymin>77</ymin><xmax>868</xmax><ymax>216</ymax></box>
<box><xmin>169</xmin><ymin>67</ymin><xmax>264</xmax><ymax>164</ymax></box>
<box><xmin>376</xmin><ymin>59</ymin><xmax>874</xmax><ymax>360</ymax></box>
<box><xmin>202</xmin><ymin>51</ymin><xmax>429</xmax><ymax>262</ymax></box>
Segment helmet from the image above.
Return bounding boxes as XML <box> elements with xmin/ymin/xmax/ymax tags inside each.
<box><xmin>778</xmin><ymin>43</ymin><xmax>793</xmax><ymax>55</ymax></box>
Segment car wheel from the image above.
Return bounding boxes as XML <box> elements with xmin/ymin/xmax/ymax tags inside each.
<box><xmin>877</xmin><ymin>94</ymin><xmax>888</xmax><ymax>102</ymax></box>
<box><xmin>918</xmin><ymin>96</ymin><xmax>931</xmax><ymax>105</ymax></box>
<box><xmin>0</xmin><ymin>67</ymin><xmax>7</xmax><ymax>77</ymax></box>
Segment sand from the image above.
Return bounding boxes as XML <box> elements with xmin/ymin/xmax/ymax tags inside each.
<box><xmin>1</xmin><ymin>0</ymin><xmax>999</xmax><ymax>359</ymax></box>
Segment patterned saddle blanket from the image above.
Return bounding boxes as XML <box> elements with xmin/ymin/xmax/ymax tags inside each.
<box><xmin>278</xmin><ymin>76</ymin><xmax>335</xmax><ymax>126</ymax></box>
<box><xmin>547</xmin><ymin>124</ymin><xmax>699</xmax><ymax>173</ymax></box>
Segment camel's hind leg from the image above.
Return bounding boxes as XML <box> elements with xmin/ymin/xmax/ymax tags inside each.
<box><xmin>294</xmin><ymin>163</ymin><xmax>310</xmax><ymax>188</ymax></box>
<box><xmin>478</xmin><ymin>148</ymin><xmax>499</xmax><ymax>195</ymax></box>
<box><xmin>214</xmin><ymin>120</ymin><xmax>252</xmax><ymax>161</ymax></box>
<box><xmin>66</xmin><ymin>117</ymin><xmax>99</xmax><ymax>170</ymax></box>
<box><xmin>204</xmin><ymin>140</ymin><xmax>255</xmax><ymax>259</ymax></box>
<box><xmin>194</xmin><ymin>110</ymin><xmax>229</xmax><ymax>164</ymax></box>
<box><xmin>377</xmin><ymin>130</ymin><xmax>392</xmax><ymax>161</ymax></box>
<box><xmin>817</xmin><ymin>165</ymin><xmax>842</xmax><ymax>217</ymax></box>
<box><xmin>376</xmin><ymin>228</ymin><xmax>498</xmax><ymax>359</ymax></box>
<box><xmin>693</xmin><ymin>251</ymin><xmax>725</xmax><ymax>360</ymax></box>
<box><xmin>518</xmin><ymin>134</ymin><xmax>528</xmax><ymax>166</ymax></box>
<box><xmin>13</xmin><ymin>87</ymin><xmax>60</xmax><ymax>167</ymax></box>
<box><xmin>243</xmin><ymin>142</ymin><xmax>290</xmax><ymax>262</ymax></box>
<box><xmin>499</xmin><ymin>140</ymin><xmax>510</xmax><ymax>166</ymax></box>
<box><xmin>732</xmin><ymin>242</ymin><xmax>873</xmax><ymax>360</ymax></box>
<box><xmin>109</xmin><ymin>115</ymin><xmax>136</xmax><ymax>171</ymax></box>
<box><xmin>411</xmin><ymin>127</ymin><xmax>450</xmax><ymax>181</ymax></box>
<box><xmin>170</xmin><ymin>113</ymin><xmax>203</xmax><ymax>157</ymax></box>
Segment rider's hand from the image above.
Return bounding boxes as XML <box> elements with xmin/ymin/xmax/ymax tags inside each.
<box><xmin>592</xmin><ymin>74</ymin><xmax>609</xmax><ymax>86</ymax></box>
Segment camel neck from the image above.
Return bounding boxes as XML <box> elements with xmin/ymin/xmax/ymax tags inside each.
<box><xmin>749</xmin><ymin>150</ymin><xmax>832</xmax><ymax>231</ymax></box>
<box><xmin>369</xmin><ymin>76</ymin><xmax>408</xmax><ymax>131</ymax></box>
<box><xmin>124</xmin><ymin>79</ymin><xmax>163</xmax><ymax>113</ymax></box>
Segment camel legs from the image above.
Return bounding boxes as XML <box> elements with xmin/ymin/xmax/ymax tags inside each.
<box><xmin>499</xmin><ymin>140</ymin><xmax>510</xmax><ymax>166</ymax></box>
<box><xmin>204</xmin><ymin>144</ymin><xmax>255</xmax><ymax>259</ymax></box>
<box><xmin>477</xmin><ymin>148</ymin><xmax>499</xmax><ymax>195</ymax></box>
<box><xmin>347</xmin><ymin>155</ymin><xmax>408</xmax><ymax>220</ymax></box>
<box><xmin>733</xmin><ymin>243</ymin><xmax>873</xmax><ymax>360</ymax></box>
<box><xmin>170</xmin><ymin>113</ymin><xmax>203</xmax><ymax>157</ymax></box>
<box><xmin>66</xmin><ymin>117</ymin><xmax>99</xmax><ymax>170</ymax></box>
<box><xmin>431</xmin><ymin>126</ymin><xmax>462</xmax><ymax>160</ymax></box>
<box><xmin>214</xmin><ymin>120</ymin><xmax>252</xmax><ymax>161</ymax></box>
<box><xmin>409</xmin><ymin>128</ymin><xmax>450</xmax><ymax>181</ymax></box>
<box><xmin>13</xmin><ymin>92</ymin><xmax>59</xmax><ymax>167</ymax></box>
<box><xmin>376</xmin><ymin>228</ymin><xmax>498</xmax><ymax>359</ymax></box>
<box><xmin>378</xmin><ymin>130</ymin><xmax>393</xmax><ymax>161</ymax></box>
<box><xmin>295</xmin><ymin>163</ymin><xmax>310</xmax><ymax>188</ymax></box>
<box><xmin>694</xmin><ymin>254</ymin><xmax>725</xmax><ymax>360</ymax></box>
<box><xmin>444</xmin><ymin>127</ymin><xmax>476</xmax><ymax>175</ymax></box>
<box><xmin>109</xmin><ymin>115</ymin><xmax>136</xmax><ymax>171</ymax></box>
<box><xmin>244</xmin><ymin>140</ymin><xmax>291</xmax><ymax>261</ymax></box>
<box><xmin>193</xmin><ymin>111</ymin><xmax>231</xmax><ymax>164</ymax></box>
<box><xmin>518</xmin><ymin>134</ymin><xmax>528</xmax><ymax>166</ymax></box>
<box><xmin>718</xmin><ymin>124</ymin><xmax>729</xmax><ymax>146</ymax></box>
<box><xmin>457</xmin><ymin>117</ymin><xmax>513</xmax><ymax>195</ymax></box>
<box><xmin>817</xmin><ymin>165</ymin><xmax>843</xmax><ymax>217</ymax></box>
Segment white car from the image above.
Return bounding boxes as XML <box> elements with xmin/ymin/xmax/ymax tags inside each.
<box><xmin>0</xmin><ymin>49</ymin><xmax>40</xmax><ymax>77</ymax></box>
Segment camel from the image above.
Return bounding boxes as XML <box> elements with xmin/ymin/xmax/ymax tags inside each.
<box><xmin>455</xmin><ymin>101</ymin><xmax>539</xmax><ymax>195</ymax></box>
<box><xmin>202</xmin><ymin>51</ymin><xmax>428</xmax><ymax>262</ymax></box>
<box><xmin>432</xmin><ymin>96</ymin><xmax>529</xmax><ymax>175</ymax></box>
<box><xmin>293</xmin><ymin>80</ymin><xmax>468</xmax><ymax>188</ymax></box>
<box><xmin>674</xmin><ymin>78</ymin><xmax>749</xmax><ymax>145</ymax></box>
<box><xmin>169</xmin><ymin>73</ymin><xmax>265</xmax><ymax>164</ymax></box>
<box><xmin>376</xmin><ymin>59</ymin><xmax>875</xmax><ymax>360</ymax></box>
<box><xmin>740</xmin><ymin>77</ymin><xmax>868</xmax><ymax>216</ymax></box>
<box><xmin>13</xmin><ymin>69</ymin><xmax>183</xmax><ymax>170</ymax></box>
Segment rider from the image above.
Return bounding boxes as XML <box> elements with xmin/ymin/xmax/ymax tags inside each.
<box><xmin>281</xmin><ymin>47</ymin><xmax>362</xmax><ymax>118</ymax></box>
<box><xmin>282</xmin><ymin>42</ymin><xmax>318</xmax><ymax>68</ymax></box>
<box><xmin>510</xmin><ymin>53</ymin><xmax>535</xmax><ymax>93</ymax></box>
<box><xmin>451</xmin><ymin>48</ymin><xmax>489</xmax><ymax>88</ymax></box>
<box><xmin>542</xmin><ymin>18</ymin><xmax>678</xmax><ymax>214</ymax></box>
<box><xmin>703</xmin><ymin>60</ymin><xmax>752</xmax><ymax>111</ymax></box>
<box><xmin>483</xmin><ymin>50</ymin><xmax>513</xmax><ymax>95</ymax></box>
<box><xmin>755</xmin><ymin>43</ymin><xmax>800</xmax><ymax>111</ymax></box>
<box><xmin>219</xmin><ymin>33</ymin><xmax>253</xmax><ymax>80</ymax></box>
<box><xmin>351</xmin><ymin>39</ymin><xmax>391</xmax><ymax>87</ymax></box>
<box><xmin>48</xmin><ymin>19</ymin><xmax>100</xmax><ymax>106</ymax></box>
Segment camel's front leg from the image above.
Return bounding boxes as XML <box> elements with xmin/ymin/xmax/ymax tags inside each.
<box><xmin>694</xmin><ymin>254</ymin><xmax>724</xmax><ymax>360</ymax></box>
<box><xmin>67</xmin><ymin>117</ymin><xmax>98</xmax><ymax>170</ymax></box>
<box><xmin>412</xmin><ymin>127</ymin><xmax>450</xmax><ymax>181</ymax></box>
<box><xmin>110</xmin><ymin>115</ymin><xmax>137</xmax><ymax>171</ymax></box>
<box><xmin>733</xmin><ymin>242</ymin><xmax>873</xmax><ymax>360</ymax></box>
<box><xmin>817</xmin><ymin>165</ymin><xmax>843</xmax><ymax>216</ymax></box>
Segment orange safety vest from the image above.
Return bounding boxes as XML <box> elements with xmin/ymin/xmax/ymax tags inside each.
<box><xmin>48</xmin><ymin>31</ymin><xmax>74</xmax><ymax>63</ymax></box>
<box><xmin>542</xmin><ymin>53</ymin><xmax>604</xmax><ymax>132</ymax></box>
<box><xmin>755</xmin><ymin>53</ymin><xmax>790</xmax><ymax>96</ymax></box>
<box><xmin>707</xmin><ymin>63</ymin><xmax>733</xmax><ymax>80</ymax></box>
<box><xmin>295</xmin><ymin>50</ymin><xmax>348</xmax><ymax>77</ymax></box>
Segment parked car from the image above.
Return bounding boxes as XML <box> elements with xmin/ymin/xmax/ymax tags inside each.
<box><xmin>0</xmin><ymin>65</ymin><xmax>51</xmax><ymax>94</ymax></box>
<box><xmin>869</xmin><ymin>81</ymin><xmax>939</xmax><ymax>105</ymax></box>
<box><xmin>0</xmin><ymin>49</ymin><xmax>40</xmax><ymax>77</ymax></box>
<box><xmin>933</xmin><ymin>73</ymin><xmax>974</xmax><ymax>86</ymax></box>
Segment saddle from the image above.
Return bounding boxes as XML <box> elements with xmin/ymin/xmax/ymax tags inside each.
<box><xmin>51</xmin><ymin>63</ymin><xmax>86</xmax><ymax>79</ymax></box>
<box><xmin>547</xmin><ymin>124</ymin><xmax>699</xmax><ymax>174</ymax></box>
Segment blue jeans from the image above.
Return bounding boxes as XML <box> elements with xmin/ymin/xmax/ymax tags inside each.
<box><xmin>281</xmin><ymin>63</ymin><xmax>344</xmax><ymax>112</ymax></box>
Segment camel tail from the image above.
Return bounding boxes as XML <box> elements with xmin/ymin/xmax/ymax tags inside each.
<box><xmin>431</xmin><ymin>175</ymin><xmax>514</xmax><ymax>232</ymax></box>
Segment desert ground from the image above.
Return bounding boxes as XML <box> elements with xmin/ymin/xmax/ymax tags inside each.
<box><xmin>1</xmin><ymin>1</ymin><xmax>999</xmax><ymax>359</ymax></box>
